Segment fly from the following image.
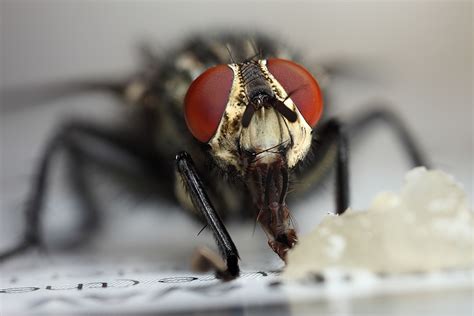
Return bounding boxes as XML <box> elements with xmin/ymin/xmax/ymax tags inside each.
<box><xmin>0</xmin><ymin>33</ymin><xmax>430</xmax><ymax>280</ymax></box>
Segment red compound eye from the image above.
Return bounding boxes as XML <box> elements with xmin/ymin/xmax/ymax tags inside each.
<box><xmin>184</xmin><ymin>65</ymin><xmax>234</xmax><ymax>142</ymax></box>
<box><xmin>267</xmin><ymin>58</ymin><xmax>323</xmax><ymax>127</ymax></box>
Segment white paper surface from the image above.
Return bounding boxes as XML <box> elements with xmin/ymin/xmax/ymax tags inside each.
<box><xmin>1</xmin><ymin>254</ymin><xmax>472</xmax><ymax>315</ymax></box>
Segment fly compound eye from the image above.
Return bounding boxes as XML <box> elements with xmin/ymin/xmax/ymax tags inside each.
<box><xmin>184</xmin><ymin>65</ymin><xmax>234</xmax><ymax>142</ymax></box>
<box><xmin>267</xmin><ymin>58</ymin><xmax>323</xmax><ymax>127</ymax></box>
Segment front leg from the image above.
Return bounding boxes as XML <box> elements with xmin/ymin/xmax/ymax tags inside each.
<box><xmin>175</xmin><ymin>151</ymin><xmax>240</xmax><ymax>279</ymax></box>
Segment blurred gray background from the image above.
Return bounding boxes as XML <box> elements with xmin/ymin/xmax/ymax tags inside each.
<box><xmin>0</xmin><ymin>1</ymin><xmax>472</xmax><ymax>266</ymax></box>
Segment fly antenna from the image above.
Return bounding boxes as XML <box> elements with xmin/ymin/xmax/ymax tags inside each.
<box><xmin>273</xmin><ymin>99</ymin><xmax>297</xmax><ymax>123</ymax></box>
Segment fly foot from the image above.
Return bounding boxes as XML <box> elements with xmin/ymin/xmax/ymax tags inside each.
<box><xmin>191</xmin><ymin>246</ymin><xmax>239</xmax><ymax>281</ymax></box>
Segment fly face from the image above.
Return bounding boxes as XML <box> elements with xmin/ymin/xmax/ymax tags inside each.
<box><xmin>184</xmin><ymin>57</ymin><xmax>324</xmax><ymax>259</ymax></box>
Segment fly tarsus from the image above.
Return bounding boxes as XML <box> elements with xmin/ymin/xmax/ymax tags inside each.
<box><xmin>191</xmin><ymin>247</ymin><xmax>239</xmax><ymax>281</ymax></box>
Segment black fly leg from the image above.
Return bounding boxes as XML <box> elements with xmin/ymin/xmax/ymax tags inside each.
<box><xmin>175</xmin><ymin>151</ymin><xmax>240</xmax><ymax>280</ymax></box>
<box><xmin>293</xmin><ymin>118</ymin><xmax>350</xmax><ymax>215</ymax></box>
<box><xmin>295</xmin><ymin>108</ymin><xmax>431</xmax><ymax>216</ymax></box>
<box><xmin>0</xmin><ymin>130</ymin><xmax>62</xmax><ymax>260</ymax></box>
<box><xmin>317</xmin><ymin>119</ymin><xmax>350</xmax><ymax>214</ymax></box>
<box><xmin>61</xmin><ymin>141</ymin><xmax>102</xmax><ymax>248</ymax></box>
<box><xmin>348</xmin><ymin>107</ymin><xmax>431</xmax><ymax>168</ymax></box>
<box><xmin>0</xmin><ymin>121</ymin><xmax>165</xmax><ymax>261</ymax></box>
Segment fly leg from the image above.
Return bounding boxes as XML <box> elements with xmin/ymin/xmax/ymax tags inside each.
<box><xmin>1</xmin><ymin>79</ymin><xmax>130</xmax><ymax>112</ymax></box>
<box><xmin>0</xmin><ymin>120</ymin><xmax>167</xmax><ymax>261</ymax></box>
<box><xmin>314</xmin><ymin>119</ymin><xmax>350</xmax><ymax>214</ymax></box>
<box><xmin>175</xmin><ymin>151</ymin><xmax>240</xmax><ymax>280</ymax></box>
<box><xmin>327</xmin><ymin>107</ymin><xmax>431</xmax><ymax>213</ymax></box>
<box><xmin>294</xmin><ymin>108</ymin><xmax>431</xmax><ymax>215</ymax></box>
<box><xmin>347</xmin><ymin>107</ymin><xmax>431</xmax><ymax>168</ymax></box>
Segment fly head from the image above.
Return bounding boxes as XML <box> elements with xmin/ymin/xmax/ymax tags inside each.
<box><xmin>184</xmin><ymin>55</ymin><xmax>324</xmax><ymax>260</ymax></box>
